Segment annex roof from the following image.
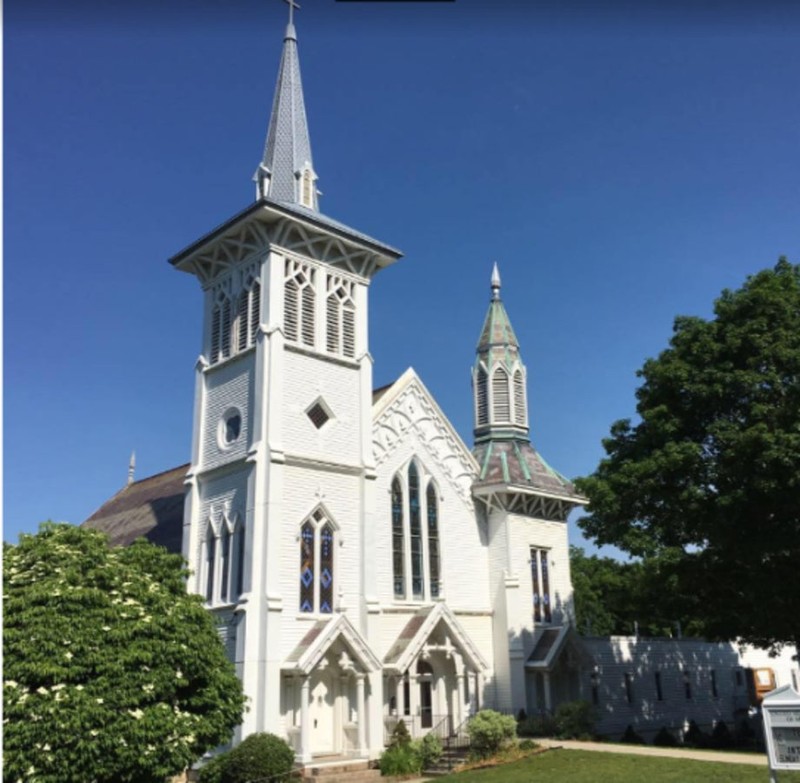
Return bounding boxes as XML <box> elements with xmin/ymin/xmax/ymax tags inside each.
<box><xmin>525</xmin><ymin>625</ymin><xmax>593</xmax><ymax>671</ymax></box>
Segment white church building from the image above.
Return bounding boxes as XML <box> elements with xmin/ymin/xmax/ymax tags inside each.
<box><xmin>85</xmin><ymin>10</ymin><xmax>799</xmax><ymax>764</ymax></box>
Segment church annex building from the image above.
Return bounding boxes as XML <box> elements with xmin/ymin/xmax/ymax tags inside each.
<box><xmin>85</xmin><ymin>11</ymin><xmax>800</xmax><ymax>765</ymax></box>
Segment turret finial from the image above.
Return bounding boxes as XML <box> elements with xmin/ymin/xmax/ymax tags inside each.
<box><xmin>491</xmin><ymin>263</ymin><xmax>501</xmax><ymax>301</ymax></box>
<box><xmin>127</xmin><ymin>451</ymin><xmax>136</xmax><ymax>486</ymax></box>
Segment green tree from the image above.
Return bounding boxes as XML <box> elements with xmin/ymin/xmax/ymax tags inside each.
<box><xmin>576</xmin><ymin>259</ymin><xmax>800</xmax><ymax>650</ymax></box>
<box><xmin>3</xmin><ymin>523</ymin><xmax>246</xmax><ymax>783</ymax></box>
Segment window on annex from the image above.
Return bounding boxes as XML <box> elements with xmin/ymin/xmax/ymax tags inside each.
<box><xmin>284</xmin><ymin>258</ymin><xmax>316</xmax><ymax>348</ymax></box>
<box><xmin>624</xmin><ymin>673</ymin><xmax>633</xmax><ymax>704</ymax></box>
<box><xmin>683</xmin><ymin>670</ymin><xmax>692</xmax><ymax>700</ymax></box>
<box><xmin>591</xmin><ymin>672</ymin><xmax>600</xmax><ymax>706</ymax></box>
<box><xmin>710</xmin><ymin>669</ymin><xmax>718</xmax><ymax>698</ymax></box>
<box><xmin>391</xmin><ymin>460</ymin><xmax>442</xmax><ymax>602</ymax></box>
<box><xmin>298</xmin><ymin>508</ymin><xmax>336</xmax><ymax>614</ymax></box>
<box><xmin>203</xmin><ymin>513</ymin><xmax>245</xmax><ymax>606</ymax></box>
<box><xmin>655</xmin><ymin>671</ymin><xmax>664</xmax><ymax>701</ymax></box>
<box><xmin>530</xmin><ymin>547</ymin><xmax>552</xmax><ymax>623</ymax></box>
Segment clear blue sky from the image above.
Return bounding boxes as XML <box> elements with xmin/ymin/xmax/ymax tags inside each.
<box><xmin>5</xmin><ymin>0</ymin><xmax>799</xmax><ymax>551</ymax></box>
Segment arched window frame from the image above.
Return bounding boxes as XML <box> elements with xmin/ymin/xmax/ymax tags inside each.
<box><xmin>426</xmin><ymin>481</ymin><xmax>440</xmax><ymax>599</ymax></box>
<box><xmin>491</xmin><ymin>366</ymin><xmax>511</xmax><ymax>423</ymax></box>
<box><xmin>203</xmin><ymin>510</ymin><xmax>244</xmax><ymax>606</ymax></box>
<box><xmin>391</xmin><ymin>459</ymin><xmax>444</xmax><ymax>604</ymax></box>
<box><xmin>235</xmin><ymin>271</ymin><xmax>261</xmax><ymax>353</ymax></box>
<box><xmin>209</xmin><ymin>288</ymin><xmax>233</xmax><ymax>365</ymax></box>
<box><xmin>284</xmin><ymin>258</ymin><xmax>316</xmax><ymax>349</ymax></box>
<box><xmin>297</xmin><ymin>506</ymin><xmax>338</xmax><ymax>615</ymax></box>
<box><xmin>474</xmin><ymin>363</ymin><xmax>489</xmax><ymax>427</ymax></box>
<box><xmin>325</xmin><ymin>274</ymin><xmax>357</xmax><ymax>359</ymax></box>
<box><xmin>512</xmin><ymin>365</ymin><xmax>527</xmax><ymax>428</ymax></box>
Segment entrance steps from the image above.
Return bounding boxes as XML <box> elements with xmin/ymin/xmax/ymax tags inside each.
<box><xmin>298</xmin><ymin>759</ymin><xmax>381</xmax><ymax>783</ymax></box>
<box><xmin>424</xmin><ymin>746</ymin><xmax>471</xmax><ymax>777</ymax></box>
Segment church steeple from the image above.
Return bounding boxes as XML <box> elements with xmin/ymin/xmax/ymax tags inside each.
<box><xmin>472</xmin><ymin>264</ymin><xmax>528</xmax><ymax>443</ymax></box>
<box><xmin>254</xmin><ymin>0</ymin><xmax>319</xmax><ymax>210</ymax></box>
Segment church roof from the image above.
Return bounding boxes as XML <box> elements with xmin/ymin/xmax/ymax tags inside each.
<box><xmin>472</xmin><ymin>439</ymin><xmax>582</xmax><ymax>501</ymax></box>
<box><xmin>82</xmin><ymin>464</ymin><xmax>188</xmax><ymax>553</ymax></box>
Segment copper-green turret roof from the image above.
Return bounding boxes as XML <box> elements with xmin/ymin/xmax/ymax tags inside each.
<box><xmin>476</xmin><ymin>263</ymin><xmax>519</xmax><ymax>358</ymax></box>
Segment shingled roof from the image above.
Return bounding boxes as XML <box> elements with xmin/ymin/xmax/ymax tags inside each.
<box><xmin>82</xmin><ymin>464</ymin><xmax>188</xmax><ymax>553</ymax></box>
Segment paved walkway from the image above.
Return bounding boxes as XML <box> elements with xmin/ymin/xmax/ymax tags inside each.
<box><xmin>536</xmin><ymin>738</ymin><xmax>768</xmax><ymax>766</ymax></box>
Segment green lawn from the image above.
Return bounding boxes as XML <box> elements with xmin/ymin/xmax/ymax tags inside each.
<box><xmin>435</xmin><ymin>749</ymin><xmax>800</xmax><ymax>783</ymax></box>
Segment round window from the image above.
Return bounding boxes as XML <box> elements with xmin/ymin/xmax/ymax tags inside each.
<box><xmin>218</xmin><ymin>408</ymin><xmax>242</xmax><ymax>449</ymax></box>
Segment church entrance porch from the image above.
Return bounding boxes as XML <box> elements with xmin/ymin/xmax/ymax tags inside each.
<box><xmin>382</xmin><ymin>604</ymin><xmax>488</xmax><ymax>743</ymax></box>
<box><xmin>282</xmin><ymin>615</ymin><xmax>382</xmax><ymax>763</ymax></box>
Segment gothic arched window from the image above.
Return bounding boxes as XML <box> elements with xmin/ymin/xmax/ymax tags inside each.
<box><xmin>237</xmin><ymin>274</ymin><xmax>261</xmax><ymax>352</ymax></box>
<box><xmin>219</xmin><ymin>525</ymin><xmax>231</xmax><ymax>603</ymax></box>
<box><xmin>298</xmin><ymin>509</ymin><xmax>336</xmax><ymax>614</ymax></box>
<box><xmin>326</xmin><ymin>275</ymin><xmax>356</xmax><ymax>359</ymax></box>
<box><xmin>492</xmin><ymin>367</ymin><xmax>510</xmax><ymax>422</ymax></box>
<box><xmin>391</xmin><ymin>478</ymin><xmax>405</xmax><ymax>598</ymax></box>
<box><xmin>205</xmin><ymin>523</ymin><xmax>217</xmax><ymax>603</ymax></box>
<box><xmin>284</xmin><ymin>259</ymin><xmax>316</xmax><ymax>348</ymax></box>
<box><xmin>299</xmin><ymin>521</ymin><xmax>315</xmax><ymax>613</ymax></box>
<box><xmin>427</xmin><ymin>483</ymin><xmax>440</xmax><ymax>599</ymax></box>
<box><xmin>210</xmin><ymin>291</ymin><xmax>233</xmax><ymax>365</ymax></box>
<box><xmin>513</xmin><ymin>369</ymin><xmax>526</xmax><ymax>427</ymax></box>
<box><xmin>408</xmin><ymin>462</ymin><xmax>423</xmax><ymax>599</ymax></box>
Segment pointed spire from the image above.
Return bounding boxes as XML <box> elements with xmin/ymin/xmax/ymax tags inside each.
<box><xmin>491</xmin><ymin>263</ymin><xmax>501</xmax><ymax>301</ymax></box>
<box><xmin>473</xmin><ymin>264</ymin><xmax>528</xmax><ymax>443</ymax></box>
<box><xmin>127</xmin><ymin>451</ymin><xmax>136</xmax><ymax>486</ymax></box>
<box><xmin>255</xmin><ymin>0</ymin><xmax>319</xmax><ymax>210</ymax></box>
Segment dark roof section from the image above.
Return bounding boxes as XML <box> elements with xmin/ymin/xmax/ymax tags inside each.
<box><xmin>528</xmin><ymin>628</ymin><xmax>561</xmax><ymax>665</ymax></box>
<box><xmin>472</xmin><ymin>439</ymin><xmax>582</xmax><ymax>500</ymax></box>
<box><xmin>82</xmin><ymin>464</ymin><xmax>188</xmax><ymax>554</ymax></box>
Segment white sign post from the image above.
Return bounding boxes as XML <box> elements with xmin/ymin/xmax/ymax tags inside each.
<box><xmin>762</xmin><ymin>684</ymin><xmax>800</xmax><ymax>783</ymax></box>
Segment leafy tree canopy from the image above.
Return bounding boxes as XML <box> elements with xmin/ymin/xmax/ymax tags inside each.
<box><xmin>3</xmin><ymin>523</ymin><xmax>246</xmax><ymax>783</ymax></box>
<box><xmin>576</xmin><ymin>259</ymin><xmax>800</xmax><ymax>650</ymax></box>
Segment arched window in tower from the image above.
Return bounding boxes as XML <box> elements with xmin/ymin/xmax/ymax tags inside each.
<box><xmin>427</xmin><ymin>483</ymin><xmax>440</xmax><ymax>598</ymax></box>
<box><xmin>209</xmin><ymin>290</ymin><xmax>233</xmax><ymax>365</ymax></box>
<box><xmin>205</xmin><ymin>524</ymin><xmax>217</xmax><ymax>603</ymax></box>
<box><xmin>409</xmin><ymin>462</ymin><xmax>423</xmax><ymax>599</ymax></box>
<box><xmin>298</xmin><ymin>508</ymin><xmax>336</xmax><ymax>613</ymax></box>
<box><xmin>476</xmin><ymin>366</ymin><xmax>488</xmax><ymax>426</ymax></box>
<box><xmin>236</xmin><ymin>274</ymin><xmax>262</xmax><ymax>353</ymax></box>
<box><xmin>326</xmin><ymin>275</ymin><xmax>356</xmax><ymax>358</ymax></box>
<box><xmin>319</xmin><ymin>523</ymin><xmax>334</xmax><ymax>614</ymax></box>
<box><xmin>284</xmin><ymin>259</ymin><xmax>316</xmax><ymax>349</ymax></box>
<box><xmin>391</xmin><ymin>478</ymin><xmax>405</xmax><ymax>598</ymax></box>
<box><xmin>299</xmin><ymin>521</ymin><xmax>315</xmax><ymax>613</ymax></box>
<box><xmin>219</xmin><ymin>525</ymin><xmax>231</xmax><ymax>603</ymax></box>
<box><xmin>513</xmin><ymin>369</ymin><xmax>526</xmax><ymax>426</ymax></box>
<box><xmin>492</xmin><ymin>367</ymin><xmax>510</xmax><ymax>422</ymax></box>
<box><xmin>235</xmin><ymin>520</ymin><xmax>246</xmax><ymax>597</ymax></box>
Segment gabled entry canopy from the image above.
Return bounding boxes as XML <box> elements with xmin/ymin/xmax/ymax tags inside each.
<box><xmin>383</xmin><ymin>603</ymin><xmax>488</xmax><ymax>675</ymax></box>
<box><xmin>283</xmin><ymin>614</ymin><xmax>382</xmax><ymax>675</ymax></box>
<box><xmin>525</xmin><ymin>625</ymin><xmax>593</xmax><ymax>672</ymax></box>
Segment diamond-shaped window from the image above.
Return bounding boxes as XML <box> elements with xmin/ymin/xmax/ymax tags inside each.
<box><xmin>306</xmin><ymin>399</ymin><xmax>332</xmax><ymax>430</ymax></box>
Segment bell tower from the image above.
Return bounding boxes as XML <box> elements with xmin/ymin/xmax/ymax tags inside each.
<box><xmin>170</xmin><ymin>6</ymin><xmax>401</xmax><ymax>748</ymax></box>
<box><xmin>471</xmin><ymin>266</ymin><xmax>586</xmax><ymax>716</ymax></box>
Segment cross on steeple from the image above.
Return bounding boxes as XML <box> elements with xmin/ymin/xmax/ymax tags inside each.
<box><xmin>283</xmin><ymin>0</ymin><xmax>300</xmax><ymax>27</ymax></box>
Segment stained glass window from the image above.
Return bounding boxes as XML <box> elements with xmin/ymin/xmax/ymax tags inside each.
<box><xmin>319</xmin><ymin>524</ymin><xmax>334</xmax><ymax>614</ymax></box>
<box><xmin>235</xmin><ymin>523</ymin><xmax>245</xmax><ymax>597</ymax></box>
<box><xmin>427</xmin><ymin>483</ymin><xmax>440</xmax><ymax>599</ymax></box>
<box><xmin>409</xmin><ymin>463</ymin><xmax>423</xmax><ymax>599</ymax></box>
<box><xmin>392</xmin><ymin>478</ymin><xmax>405</xmax><ymax>598</ymax></box>
<box><xmin>300</xmin><ymin>522</ymin><xmax>315</xmax><ymax>613</ymax></box>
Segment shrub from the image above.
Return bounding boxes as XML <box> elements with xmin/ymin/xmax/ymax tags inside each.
<box><xmin>388</xmin><ymin>719</ymin><xmax>412</xmax><ymax>749</ymax></box>
<box><xmin>518</xmin><ymin>714</ymin><xmax>557</xmax><ymax>737</ymax></box>
<box><xmin>218</xmin><ymin>733</ymin><xmax>295</xmax><ymax>783</ymax></box>
<box><xmin>553</xmin><ymin>700</ymin><xmax>595</xmax><ymax>739</ymax></box>
<box><xmin>683</xmin><ymin>720</ymin><xmax>709</xmax><ymax>748</ymax></box>
<box><xmin>620</xmin><ymin>725</ymin><xmax>646</xmax><ymax>745</ymax></box>
<box><xmin>413</xmin><ymin>733</ymin><xmax>443</xmax><ymax>769</ymax></box>
<box><xmin>467</xmin><ymin>710</ymin><xmax>517</xmax><ymax>758</ymax></box>
<box><xmin>653</xmin><ymin>727</ymin><xmax>678</xmax><ymax>747</ymax></box>
<box><xmin>518</xmin><ymin>739</ymin><xmax>538</xmax><ymax>751</ymax></box>
<box><xmin>710</xmin><ymin>720</ymin><xmax>733</xmax><ymax>749</ymax></box>
<box><xmin>378</xmin><ymin>744</ymin><xmax>420</xmax><ymax>776</ymax></box>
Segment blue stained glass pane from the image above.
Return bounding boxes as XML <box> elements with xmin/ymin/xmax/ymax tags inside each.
<box><xmin>320</xmin><ymin>600</ymin><xmax>332</xmax><ymax>614</ymax></box>
<box><xmin>300</xmin><ymin>521</ymin><xmax>315</xmax><ymax>612</ymax></box>
<box><xmin>301</xmin><ymin>566</ymin><xmax>314</xmax><ymax>588</ymax></box>
<box><xmin>321</xmin><ymin>568</ymin><xmax>332</xmax><ymax>589</ymax></box>
<box><xmin>300</xmin><ymin>599</ymin><xmax>313</xmax><ymax>612</ymax></box>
